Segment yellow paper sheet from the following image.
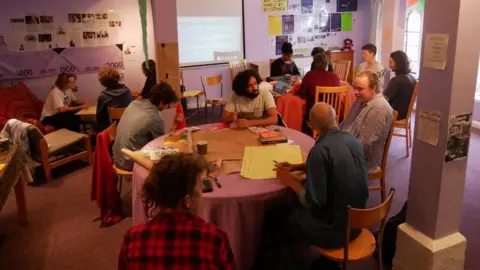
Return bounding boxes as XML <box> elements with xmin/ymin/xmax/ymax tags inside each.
<box><xmin>0</xmin><ymin>163</ymin><xmax>5</xmax><ymax>171</ymax></box>
<box><xmin>241</xmin><ymin>145</ymin><xmax>303</xmax><ymax>180</ymax></box>
<box><xmin>268</xmin><ymin>16</ymin><xmax>282</xmax><ymax>36</ymax></box>
<box><xmin>75</xmin><ymin>105</ymin><xmax>97</xmax><ymax>115</ymax></box>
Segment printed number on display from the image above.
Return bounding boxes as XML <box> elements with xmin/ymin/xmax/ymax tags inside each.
<box><xmin>106</xmin><ymin>62</ymin><xmax>123</xmax><ymax>69</ymax></box>
<box><xmin>16</xmin><ymin>69</ymin><xmax>33</xmax><ymax>76</ymax></box>
<box><xmin>60</xmin><ymin>65</ymin><xmax>76</xmax><ymax>73</ymax></box>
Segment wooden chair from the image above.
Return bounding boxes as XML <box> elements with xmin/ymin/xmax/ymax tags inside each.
<box><xmin>393</xmin><ymin>83</ymin><xmax>419</xmax><ymax>157</ymax></box>
<box><xmin>368</xmin><ymin>111</ymin><xmax>398</xmax><ymax>202</ymax></box>
<box><xmin>105</xmin><ymin>123</ymin><xmax>132</xmax><ymax>193</ymax></box>
<box><xmin>316</xmin><ymin>189</ymin><xmax>396</xmax><ymax>270</ymax></box>
<box><xmin>28</xmin><ymin>127</ymin><xmax>93</xmax><ymax>182</ymax></box>
<box><xmin>108</xmin><ymin>107</ymin><xmax>126</xmax><ymax>122</ymax></box>
<box><xmin>201</xmin><ymin>74</ymin><xmax>227</xmax><ymax>123</ymax></box>
<box><xmin>332</xmin><ymin>60</ymin><xmax>351</xmax><ymax>81</ymax></box>
<box><xmin>313</xmin><ymin>85</ymin><xmax>351</xmax><ymax>138</ymax></box>
<box><xmin>181</xmin><ymin>70</ymin><xmax>204</xmax><ymax>118</ymax></box>
<box><xmin>229</xmin><ymin>60</ymin><xmax>247</xmax><ymax>81</ymax></box>
<box><xmin>131</xmin><ymin>91</ymin><xmax>140</xmax><ymax>99</ymax></box>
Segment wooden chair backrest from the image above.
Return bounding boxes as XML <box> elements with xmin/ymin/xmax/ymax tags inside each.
<box><xmin>343</xmin><ymin>188</ymin><xmax>395</xmax><ymax>267</ymax></box>
<box><xmin>229</xmin><ymin>60</ymin><xmax>247</xmax><ymax>81</ymax></box>
<box><xmin>108</xmin><ymin>107</ymin><xmax>126</xmax><ymax>121</ymax></box>
<box><xmin>315</xmin><ymin>85</ymin><xmax>351</xmax><ymax>122</ymax></box>
<box><xmin>404</xmin><ymin>83</ymin><xmax>419</xmax><ymax>123</ymax></box>
<box><xmin>201</xmin><ymin>74</ymin><xmax>223</xmax><ymax>99</ymax></box>
<box><xmin>381</xmin><ymin>110</ymin><xmax>398</xmax><ymax>170</ymax></box>
<box><xmin>105</xmin><ymin>123</ymin><xmax>117</xmax><ymax>142</ymax></box>
<box><xmin>332</xmin><ymin>60</ymin><xmax>351</xmax><ymax>81</ymax></box>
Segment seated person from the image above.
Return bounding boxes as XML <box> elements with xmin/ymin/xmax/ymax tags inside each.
<box><xmin>357</xmin><ymin>43</ymin><xmax>384</xmax><ymax>78</ymax></box>
<box><xmin>138</xmin><ymin>59</ymin><xmax>156</xmax><ymax>99</ymax></box>
<box><xmin>310</xmin><ymin>47</ymin><xmax>333</xmax><ymax>73</ymax></box>
<box><xmin>96</xmin><ymin>66</ymin><xmax>133</xmax><ymax>132</ymax></box>
<box><xmin>383</xmin><ymin>50</ymin><xmax>417</xmax><ymax>120</ymax></box>
<box><xmin>118</xmin><ymin>153</ymin><xmax>235</xmax><ymax>269</ymax></box>
<box><xmin>41</xmin><ymin>73</ymin><xmax>87</xmax><ymax>132</ymax></box>
<box><xmin>258</xmin><ymin>103</ymin><xmax>368</xmax><ymax>269</ymax></box>
<box><xmin>222</xmin><ymin>70</ymin><xmax>278</xmax><ymax>128</ymax></box>
<box><xmin>270</xmin><ymin>42</ymin><xmax>300</xmax><ymax>77</ymax></box>
<box><xmin>298</xmin><ymin>52</ymin><xmax>341</xmax><ymax>134</ymax></box>
<box><xmin>340</xmin><ymin>71</ymin><xmax>393</xmax><ymax>172</ymax></box>
<box><xmin>113</xmin><ymin>82</ymin><xmax>178</xmax><ymax>171</ymax></box>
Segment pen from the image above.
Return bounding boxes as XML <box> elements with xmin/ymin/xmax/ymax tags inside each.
<box><xmin>273</xmin><ymin>160</ymin><xmax>278</xmax><ymax>164</ymax></box>
<box><xmin>214</xmin><ymin>177</ymin><xmax>222</xmax><ymax>188</ymax></box>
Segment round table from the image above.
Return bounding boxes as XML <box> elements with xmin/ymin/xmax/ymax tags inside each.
<box><xmin>132</xmin><ymin>124</ymin><xmax>315</xmax><ymax>270</ymax></box>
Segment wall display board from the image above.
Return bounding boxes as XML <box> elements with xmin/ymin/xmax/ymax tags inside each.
<box><xmin>262</xmin><ymin>0</ymin><xmax>358</xmax><ymax>56</ymax></box>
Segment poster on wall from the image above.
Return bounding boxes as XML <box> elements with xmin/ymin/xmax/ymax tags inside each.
<box><xmin>288</xmin><ymin>0</ymin><xmax>301</xmax><ymax>13</ymax></box>
<box><xmin>25</xmin><ymin>14</ymin><xmax>41</xmax><ymax>32</ymax></box>
<box><xmin>275</xmin><ymin>35</ymin><xmax>288</xmax><ymax>55</ymax></box>
<box><xmin>417</xmin><ymin>108</ymin><xmax>441</xmax><ymax>146</ymax></box>
<box><xmin>282</xmin><ymin>15</ymin><xmax>295</xmax><ymax>34</ymax></box>
<box><xmin>301</xmin><ymin>0</ymin><xmax>313</xmax><ymax>13</ymax></box>
<box><xmin>0</xmin><ymin>44</ymin><xmax>124</xmax><ymax>80</ymax></box>
<box><xmin>445</xmin><ymin>113</ymin><xmax>472</xmax><ymax>162</ymax></box>
<box><xmin>262</xmin><ymin>0</ymin><xmax>287</xmax><ymax>12</ymax></box>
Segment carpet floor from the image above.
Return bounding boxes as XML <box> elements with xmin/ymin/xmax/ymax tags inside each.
<box><xmin>1</xmin><ymin>110</ymin><xmax>479</xmax><ymax>269</ymax></box>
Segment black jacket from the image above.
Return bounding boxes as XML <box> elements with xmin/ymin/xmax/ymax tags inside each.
<box><xmin>96</xmin><ymin>84</ymin><xmax>133</xmax><ymax>132</ymax></box>
<box><xmin>270</xmin><ymin>58</ymin><xmax>300</xmax><ymax>77</ymax></box>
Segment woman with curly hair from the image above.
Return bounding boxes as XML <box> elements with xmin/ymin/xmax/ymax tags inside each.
<box><xmin>95</xmin><ymin>66</ymin><xmax>133</xmax><ymax>132</ymax></box>
<box><xmin>118</xmin><ymin>153</ymin><xmax>235</xmax><ymax>269</ymax></box>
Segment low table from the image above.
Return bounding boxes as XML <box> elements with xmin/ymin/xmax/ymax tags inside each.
<box><xmin>0</xmin><ymin>144</ymin><xmax>28</xmax><ymax>225</ymax></box>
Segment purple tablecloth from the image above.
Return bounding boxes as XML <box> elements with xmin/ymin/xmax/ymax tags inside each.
<box><xmin>132</xmin><ymin>124</ymin><xmax>315</xmax><ymax>270</ymax></box>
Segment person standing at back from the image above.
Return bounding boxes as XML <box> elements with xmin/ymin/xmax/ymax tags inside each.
<box><xmin>383</xmin><ymin>50</ymin><xmax>417</xmax><ymax>120</ymax></box>
<box><xmin>270</xmin><ymin>42</ymin><xmax>301</xmax><ymax>77</ymax></box>
<box><xmin>113</xmin><ymin>82</ymin><xmax>178</xmax><ymax>171</ymax></box>
<box><xmin>95</xmin><ymin>66</ymin><xmax>133</xmax><ymax>132</ymax></box>
<box><xmin>357</xmin><ymin>43</ymin><xmax>384</xmax><ymax>78</ymax></box>
<box><xmin>138</xmin><ymin>59</ymin><xmax>156</xmax><ymax>99</ymax></box>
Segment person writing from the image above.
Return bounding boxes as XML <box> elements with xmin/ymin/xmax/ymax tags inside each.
<box><xmin>340</xmin><ymin>71</ymin><xmax>393</xmax><ymax>172</ymax></box>
<box><xmin>95</xmin><ymin>66</ymin><xmax>133</xmax><ymax>132</ymax></box>
<box><xmin>256</xmin><ymin>103</ymin><xmax>368</xmax><ymax>269</ymax></box>
<box><xmin>41</xmin><ymin>73</ymin><xmax>88</xmax><ymax>132</ymax></box>
<box><xmin>383</xmin><ymin>50</ymin><xmax>417</xmax><ymax>120</ymax></box>
<box><xmin>113</xmin><ymin>82</ymin><xmax>178</xmax><ymax>171</ymax></box>
<box><xmin>270</xmin><ymin>42</ymin><xmax>300</xmax><ymax>77</ymax></box>
<box><xmin>118</xmin><ymin>153</ymin><xmax>235</xmax><ymax>269</ymax></box>
<box><xmin>222</xmin><ymin>70</ymin><xmax>278</xmax><ymax>128</ymax></box>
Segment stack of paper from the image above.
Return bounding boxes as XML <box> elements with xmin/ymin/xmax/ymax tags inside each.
<box><xmin>240</xmin><ymin>144</ymin><xmax>303</xmax><ymax>180</ymax></box>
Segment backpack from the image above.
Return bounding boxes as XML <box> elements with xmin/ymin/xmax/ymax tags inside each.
<box><xmin>374</xmin><ymin>201</ymin><xmax>408</xmax><ymax>269</ymax></box>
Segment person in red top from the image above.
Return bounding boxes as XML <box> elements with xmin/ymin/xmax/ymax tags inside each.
<box><xmin>118</xmin><ymin>153</ymin><xmax>235</xmax><ymax>270</ymax></box>
<box><xmin>297</xmin><ymin>52</ymin><xmax>340</xmax><ymax>135</ymax></box>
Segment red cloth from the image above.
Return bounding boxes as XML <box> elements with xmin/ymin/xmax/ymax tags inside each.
<box><xmin>175</xmin><ymin>103</ymin><xmax>187</xmax><ymax>130</ymax></box>
<box><xmin>118</xmin><ymin>210</ymin><xmax>236</xmax><ymax>270</ymax></box>
<box><xmin>275</xmin><ymin>94</ymin><xmax>305</xmax><ymax>131</ymax></box>
<box><xmin>0</xmin><ymin>82</ymin><xmax>54</xmax><ymax>134</ymax></box>
<box><xmin>91</xmin><ymin>130</ymin><xmax>124</xmax><ymax>227</ymax></box>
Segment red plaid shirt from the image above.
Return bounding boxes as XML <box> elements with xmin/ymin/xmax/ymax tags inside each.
<box><xmin>118</xmin><ymin>210</ymin><xmax>235</xmax><ymax>270</ymax></box>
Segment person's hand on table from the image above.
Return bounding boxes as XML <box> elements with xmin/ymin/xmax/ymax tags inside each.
<box><xmin>235</xmin><ymin>118</ymin><xmax>251</xmax><ymax>129</ymax></box>
<box><xmin>275</xmin><ymin>165</ymin><xmax>295</xmax><ymax>187</ymax></box>
<box><xmin>232</xmin><ymin>112</ymin><xmax>238</xmax><ymax>122</ymax></box>
<box><xmin>274</xmin><ymin>162</ymin><xmax>305</xmax><ymax>172</ymax></box>
<box><xmin>80</xmin><ymin>103</ymin><xmax>89</xmax><ymax>109</ymax></box>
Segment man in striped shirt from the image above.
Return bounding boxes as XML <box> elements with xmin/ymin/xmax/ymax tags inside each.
<box><xmin>340</xmin><ymin>71</ymin><xmax>393</xmax><ymax>172</ymax></box>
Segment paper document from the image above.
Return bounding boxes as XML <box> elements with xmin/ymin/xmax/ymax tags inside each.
<box><xmin>241</xmin><ymin>144</ymin><xmax>303</xmax><ymax>180</ymax></box>
<box><xmin>75</xmin><ymin>106</ymin><xmax>97</xmax><ymax>115</ymax></box>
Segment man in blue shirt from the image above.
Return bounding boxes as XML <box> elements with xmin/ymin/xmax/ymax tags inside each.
<box><xmin>272</xmin><ymin>102</ymin><xmax>369</xmax><ymax>269</ymax></box>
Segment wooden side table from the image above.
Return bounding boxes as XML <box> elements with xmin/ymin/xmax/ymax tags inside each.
<box><xmin>0</xmin><ymin>144</ymin><xmax>28</xmax><ymax>225</ymax></box>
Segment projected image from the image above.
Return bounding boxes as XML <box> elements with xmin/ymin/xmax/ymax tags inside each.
<box><xmin>177</xmin><ymin>17</ymin><xmax>243</xmax><ymax>66</ymax></box>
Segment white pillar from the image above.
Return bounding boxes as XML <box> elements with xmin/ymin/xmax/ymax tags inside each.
<box><xmin>379</xmin><ymin>0</ymin><xmax>407</xmax><ymax>75</ymax></box>
<box><xmin>394</xmin><ymin>0</ymin><xmax>480</xmax><ymax>269</ymax></box>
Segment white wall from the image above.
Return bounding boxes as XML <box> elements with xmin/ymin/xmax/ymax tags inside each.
<box><xmin>0</xmin><ymin>0</ymin><xmax>155</xmax><ymax>101</ymax></box>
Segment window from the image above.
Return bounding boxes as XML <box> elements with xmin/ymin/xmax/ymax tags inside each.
<box><xmin>404</xmin><ymin>10</ymin><xmax>423</xmax><ymax>78</ymax></box>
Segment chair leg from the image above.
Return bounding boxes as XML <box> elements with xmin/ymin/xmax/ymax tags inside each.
<box><xmin>40</xmin><ymin>139</ymin><xmax>52</xmax><ymax>182</ymax></box>
<box><xmin>408</xmin><ymin>124</ymin><xmax>413</xmax><ymax>148</ymax></box>
<box><xmin>380</xmin><ymin>175</ymin><xmax>387</xmax><ymax>202</ymax></box>
<box><xmin>405</xmin><ymin>128</ymin><xmax>409</xmax><ymax>157</ymax></box>
<box><xmin>205</xmin><ymin>103</ymin><xmax>208</xmax><ymax>124</ymax></box>
<box><xmin>85</xmin><ymin>136</ymin><xmax>93</xmax><ymax>165</ymax></box>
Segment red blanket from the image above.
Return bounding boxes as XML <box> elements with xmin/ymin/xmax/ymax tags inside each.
<box><xmin>91</xmin><ymin>131</ymin><xmax>124</xmax><ymax>227</ymax></box>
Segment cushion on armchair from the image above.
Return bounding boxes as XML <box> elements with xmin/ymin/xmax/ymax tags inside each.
<box><xmin>0</xmin><ymin>82</ymin><xmax>54</xmax><ymax>134</ymax></box>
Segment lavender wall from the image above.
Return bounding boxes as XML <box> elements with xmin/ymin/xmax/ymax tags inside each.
<box><xmin>181</xmin><ymin>0</ymin><xmax>372</xmax><ymax>107</ymax></box>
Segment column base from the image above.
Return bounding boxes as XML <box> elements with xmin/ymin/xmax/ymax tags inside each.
<box><xmin>393</xmin><ymin>223</ymin><xmax>466</xmax><ymax>270</ymax></box>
